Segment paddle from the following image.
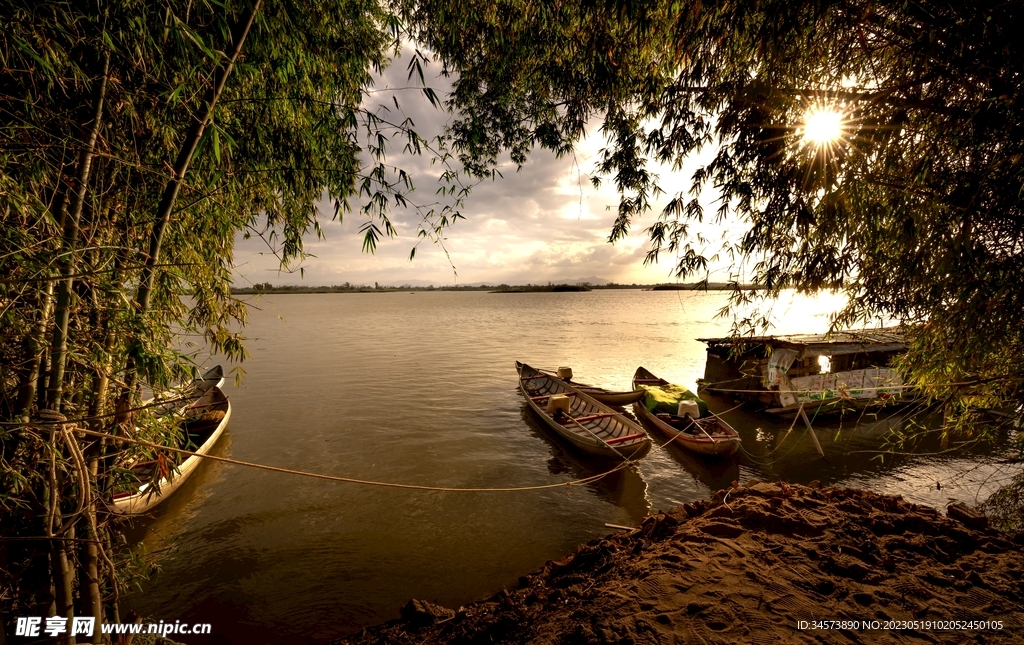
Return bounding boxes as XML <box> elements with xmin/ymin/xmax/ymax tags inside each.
<box><xmin>694</xmin><ymin>420</ymin><xmax>719</xmax><ymax>443</ymax></box>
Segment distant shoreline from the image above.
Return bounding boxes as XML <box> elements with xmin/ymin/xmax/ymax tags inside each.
<box><xmin>232</xmin><ymin>282</ymin><xmax>764</xmax><ymax>295</ymax></box>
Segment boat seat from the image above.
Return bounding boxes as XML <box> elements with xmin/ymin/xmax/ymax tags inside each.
<box><xmin>530</xmin><ymin>393</ymin><xmax>576</xmax><ymax>401</ymax></box>
<box><xmin>546</xmin><ymin>394</ymin><xmax>573</xmax><ymax>415</ymax></box>
<box><xmin>571</xmin><ymin>413</ymin><xmax>616</xmax><ymax>423</ymax></box>
<box><xmin>606</xmin><ymin>433</ymin><xmax>646</xmax><ymax>445</ymax></box>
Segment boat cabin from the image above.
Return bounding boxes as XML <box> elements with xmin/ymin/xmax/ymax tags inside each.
<box><xmin>696</xmin><ymin>328</ymin><xmax>908</xmax><ymax>414</ymax></box>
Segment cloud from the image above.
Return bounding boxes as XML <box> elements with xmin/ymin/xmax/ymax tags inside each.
<box><xmin>232</xmin><ymin>47</ymin><xmax>735</xmax><ymax>287</ymax></box>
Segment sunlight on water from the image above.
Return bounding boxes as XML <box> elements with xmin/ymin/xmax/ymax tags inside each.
<box><xmin>126</xmin><ymin>290</ymin><xmax>1018</xmax><ymax>644</ymax></box>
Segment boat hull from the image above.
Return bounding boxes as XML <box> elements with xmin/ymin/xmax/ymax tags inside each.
<box><xmin>578</xmin><ymin>388</ymin><xmax>647</xmax><ymax>406</ymax></box>
<box><xmin>632</xmin><ymin>402</ymin><xmax>740</xmax><ymax>456</ymax></box>
<box><xmin>519</xmin><ymin>363</ymin><xmax>651</xmax><ymax>459</ymax></box>
<box><xmin>147</xmin><ymin>365</ymin><xmax>226</xmax><ymax>417</ymax></box>
<box><xmin>633</xmin><ymin>367</ymin><xmax>741</xmax><ymax>457</ymax></box>
<box><xmin>512</xmin><ymin>362</ymin><xmax>645</xmax><ymax>406</ymax></box>
<box><xmin>113</xmin><ymin>387</ymin><xmax>230</xmax><ymax>515</ymax></box>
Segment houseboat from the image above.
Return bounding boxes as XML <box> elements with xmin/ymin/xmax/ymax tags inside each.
<box><xmin>697</xmin><ymin>328</ymin><xmax>910</xmax><ymax>415</ymax></box>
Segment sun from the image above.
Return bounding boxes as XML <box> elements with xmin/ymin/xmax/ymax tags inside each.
<box><xmin>801</xmin><ymin>107</ymin><xmax>845</xmax><ymax>146</ymax></box>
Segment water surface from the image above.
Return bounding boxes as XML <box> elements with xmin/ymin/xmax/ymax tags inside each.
<box><xmin>128</xmin><ymin>290</ymin><xmax>1018</xmax><ymax>643</ymax></box>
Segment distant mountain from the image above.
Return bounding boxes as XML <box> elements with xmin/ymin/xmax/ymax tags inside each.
<box><xmin>563</xmin><ymin>276</ymin><xmax>611</xmax><ymax>285</ymax></box>
<box><xmin>377</xmin><ymin>279</ymin><xmax>439</xmax><ymax>287</ymax></box>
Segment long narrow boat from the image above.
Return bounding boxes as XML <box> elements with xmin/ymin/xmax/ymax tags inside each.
<box><xmin>113</xmin><ymin>385</ymin><xmax>231</xmax><ymax>514</ymax></box>
<box><xmin>149</xmin><ymin>365</ymin><xmax>225</xmax><ymax>418</ymax></box>
<box><xmin>518</xmin><ymin>362</ymin><xmax>652</xmax><ymax>459</ymax></box>
<box><xmin>514</xmin><ymin>361</ymin><xmax>645</xmax><ymax>406</ymax></box>
<box><xmin>632</xmin><ymin>367</ymin><xmax>740</xmax><ymax>457</ymax></box>
<box><xmin>195</xmin><ymin>364</ymin><xmax>225</xmax><ymax>390</ymax></box>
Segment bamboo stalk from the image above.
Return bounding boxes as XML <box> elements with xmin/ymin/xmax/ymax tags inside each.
<box><xmin>565</xmin><ymin>415</ymin><xmax>632</xmax><ymax>462</ymax></box>
<box><xmin>102</xmin><ymin>530</ymin><xmax>121</xmax><ymax>626</ymax></box>
<box><xmin>47</xmin><ymin>443</ymin><xmax>77</xmax><ymax>644</ymax></box>
<box><xmin>135</xmin><ymin>1</ymin><xmax>262</xmax><ymax>314</ymax></box>
<box><xmin>37</xmin><ymin>344</ymin><xmax>50</xmax><ymax>411</ymax></box>
<box><xmin>17</xmin><ymin>282</ymin><xmax>55</xmax><ymax>421</ymax></box>
<box><xmin>45</xmin><ymin>50</ymin><xmax>111</xmax><ymax>411</ymax></box>
<box><xmin>799</xmin><ymin>405</ymin><xmax>825</xmax><ymax>458</ymax></box>
<box><xmin>695</xmin><ymin>421</ymin><xmax>717</xmax><ymax>443</ymax></box>
<box><xmin>82</xmin><ymin>497</ymin><xmax>104</xmax><ymax>642</ymax></box>
<box><xmin>57</xmin><ymin>524</ymin><xmax>77</xmax><ymax>645</ymax></box>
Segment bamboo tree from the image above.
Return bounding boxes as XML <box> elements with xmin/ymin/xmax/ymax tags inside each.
<box><xmin>135</xmin><ymin>2</ymin><xmax>261</xmax><ymax>315</ymax></box>
<box><xmin>43</xmin><ymin>430</ymin><xmax>76</xmax><ymax>644</ymax></box>
<box><xmin>16</xmin><ymin>282</ymin><xmax>55</xmax><ymax>422</ymax></box>
<box><xmin>3</xmin><ymin>0</ymin><xmax>463</xmax><ymax>633</ymax></box>
<box><xmin>45</xmin><ymin>49</ymin><xmax>111</xmax><ymax>412</ymax></box>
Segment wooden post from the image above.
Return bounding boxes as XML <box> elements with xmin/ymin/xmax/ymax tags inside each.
<box><xmin>799</xmin><ymin>405</ymin><xmax>825</xmax><ymax>458</ymax></box>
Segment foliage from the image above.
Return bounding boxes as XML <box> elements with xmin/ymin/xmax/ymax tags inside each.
<box><xmin>405</xmin><ymin>0</ymin><xmax>1024</xmax><ymax>422</ymax></box>
<box><xmin>982</xmin><ymin>467</ymin><xmax>1024</xmax><ymax>532</ymax></box>
<box><xmin>3</xmin><ymin>0</ymin><xmax>1023</xmax><ymax>634</ymax></box>
<box><xmin>0</xmin><ymin>0</ymin><xmax>471</xmax><ymax>633</ymax></box>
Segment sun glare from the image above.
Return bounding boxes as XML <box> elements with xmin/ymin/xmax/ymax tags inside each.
<box><xmin>802</xmin><ymin>107</ymin><xmax>844</xmax><ymax>146</ymax></box>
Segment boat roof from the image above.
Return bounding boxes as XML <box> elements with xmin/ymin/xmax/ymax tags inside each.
<box><xmin>697</xmin><ymin>327</ymin><xmax>906</xmax><ymax>356</ymax></box>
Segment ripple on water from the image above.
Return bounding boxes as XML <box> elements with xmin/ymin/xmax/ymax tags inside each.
<box><xmin>128</xmin><ymin>290</ymin><xmax>1020</xmax><ymax>644</ymax></box>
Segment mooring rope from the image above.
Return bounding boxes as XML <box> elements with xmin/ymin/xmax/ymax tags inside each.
<box><xmin>23</xmin><ymin>425</ymin><xmax>632</xmax><ymax>493</ymax></box>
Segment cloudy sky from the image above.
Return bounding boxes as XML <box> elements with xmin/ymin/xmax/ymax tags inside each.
<box><xmin>232</xmin><ymin>49</ymin><xmax>735</xmax><ymax>288</ymax></box>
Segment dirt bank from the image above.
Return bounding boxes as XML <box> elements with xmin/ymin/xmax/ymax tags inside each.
<box><xmin>335</xmin><ymin>482</ymin><xmax>1024</xmax><ymax>645</ymax></box>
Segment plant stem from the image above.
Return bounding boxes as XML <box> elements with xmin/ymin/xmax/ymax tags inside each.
<box><xmin>45</xmin><ymin>50</ymin><xmax>111</xmax><ymax>411</ymax></box>
<box><xmin>18</xmin><ymin>282</ymin><xmax>55</xmax><ymax>421</ymax></box>
<box><xmin>135</xmin><ymin>2</ymin><xmax>261</xmax><ymax>314</ymax></box>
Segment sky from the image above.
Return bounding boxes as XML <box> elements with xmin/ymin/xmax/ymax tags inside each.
<box><xmin>232</xmin><ymin>48</ymin><xmax>735</xmax><ymax>288</ymax></box>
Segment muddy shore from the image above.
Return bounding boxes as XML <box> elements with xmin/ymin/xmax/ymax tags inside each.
<box><xmin>334</xmin><ymin>482</ymin><xmax>1024</xmax><ymax>645</ymax></box>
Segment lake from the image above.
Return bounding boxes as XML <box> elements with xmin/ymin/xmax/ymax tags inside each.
<box><xmin>126</xmin><ymin>289</ymin><xmax>1018</xmax><ymax>643</ymax></box>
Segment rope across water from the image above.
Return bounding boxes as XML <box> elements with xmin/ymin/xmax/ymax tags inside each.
<box><xmin>28</xmin><ymin>424</ymin><xmax>633</xmax><ymax>493</ymax></box>
<box><xmin>19</xmin><ymin>377</ymin><xmax>835</xmax><ymax>496</ymax></box>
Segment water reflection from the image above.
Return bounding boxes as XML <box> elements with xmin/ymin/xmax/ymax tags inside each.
<box><xmin>123</xmin><ymin>290</ymin><xmax>1020</xmax><ymax>644</ymax></box>
<box><xmin>654</xmin><ymin>436</ymin><xmax>740</xmax><ymax>493</ymax></box>
<box><xmin>120</xmin><ymin>430</ymin><xmax>234</xmax><ymax>542</ymax></box>
<box><xmin>698</xmin><ymin>390</ymin><xmax>1016</xmax><ymax>509</ymax></box>
<box><xmin>519</xmin><ymin>405</ymin><xmax>651</xmax><ymax>523</ymax></box>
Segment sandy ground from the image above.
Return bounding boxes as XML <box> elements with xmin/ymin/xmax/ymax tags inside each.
<box><xmin>334</xmin><ymin>482</ymin><xmax>1024</xmax><ymax>645</ymax></box>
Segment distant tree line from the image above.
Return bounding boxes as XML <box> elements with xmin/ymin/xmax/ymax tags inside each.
<box><xmin>4</xmin><ymin>2</ymin><xmax>1023</xmax><ymax>638</ymax></box>
<box><xmin>231</xmin><ymin>282</ymin><xmax>759</xmax><ymax>294</ymax></box>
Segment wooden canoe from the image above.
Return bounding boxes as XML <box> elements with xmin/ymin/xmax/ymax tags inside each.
<box><xmin>195</xmin><ymin>364</ymin><xmax>225</xmax><ymax>390</ymax></box>
<box><xmin>632</xmin><ymin>367</ymin><xmax>740</xmax><ymax>457</ymax></box>
<box><xmin>518</xmin><ymin>362</ymin><xmax>652</xmax><ymax>459</ymax></box>
<box><xmin>514</xmin><ymin>361</ymin><xmax>646</xmax><ymax>406</ymax></box>
<box><xmin>113</xmin><ymin>385</ymin><xmax>231</xmax><ymax>515</ymax></box>
<box><xmin>148</xmin><ymin>365</ymin><xmax>225</xmax><ymax>418</ymax></box>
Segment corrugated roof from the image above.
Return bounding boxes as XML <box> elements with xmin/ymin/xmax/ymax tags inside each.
<box><xmin>697</xmin><ymin>327</ymin><xmax>907</xmax><ymax>355</ymax></box>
